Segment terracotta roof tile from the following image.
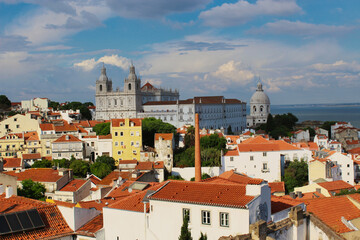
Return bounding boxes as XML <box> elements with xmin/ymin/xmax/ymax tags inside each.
<box><xmin>22</xmin><ymin>153</ymin><xmax>41</xmax><ymax>160</ymax></box>
<box><xmin>76</xmin><ymin>214</ymin><xmax>103</xmax><ymax>237</ymax></box>
<box><xmin>216</xmin><ymin>170</ymin><xmax>263</xmax><ymax>185</ymax></box>
<box><xmin>271</xmin><ymin>196</ymin><xmax>301</xmax><ymax>214</ymax></box>
<box><xmin>155</xmin><ymin>133</ymin><xmax>173</xmax><ymax>141</ymax></box>
<box><xmin>317</xmin><ymin>180</ymin><xmax>354</xmax><ymax>192</ymax></box>
<box><xmin>4</xmin><ymin>168</ymin><xmax>64</xmax><ymax>182</ymax></box>
<box><xmin>306</xmin><ymin>194</ymin><xmax>360</xmax><ymax>233</ymax></box>
<box><xmin>60</xmin><ymin>179</ymin><xmax>87</xmax><ymax>192</ymax></box>
<box><xmin>40</xmin><ymin>123</ymin><xmax>55</xmax><ymax>131</ymax></box>
<box><xmin>135</xmin><ymin>162</ymin><xmax>153</xmax><ymax>170</ymax></box>
<box><xmin>149</xmin><ymin>181</ymin><xmax>254</xmax><ymax>208</ymax></box>
<box><xmin>224</xmin><ymin>150</ymin><xmax>239</xmax><ymax>156</ymax></box>
<box><xmin>111</xmin><ymin>118</ymin><xmax>142</xmax><ymax>127</ymax></box>
<box><xmin>3</xmin><ymin>158</ymin><xmax>22</xmax><ymax>168</ymax></box>
<box><xmin>53</xmin><ymin>134</ymin><xmax>82</xmax><ymax>143</ymax></box>
<box><xmin>97</xmin><ymin>171</ymin><xmax>132</xmax><ymax>186</ymax></box>
<box><xmin>54</xmin><ymin>124</ymin><xmax>78</xmax><ymax>132</ymax></box>
<box><xmin>268</xmin><ymin>182</ymin><xmax>285</xmax><ymax>194</ymax></box>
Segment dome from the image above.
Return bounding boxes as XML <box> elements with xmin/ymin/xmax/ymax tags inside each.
<box><xmin>98</xmin><ymin>65</ymin><xmax>108</xmax><ymax>82</ymax></box>
<box><xmin>250</xmin><ymin>82</ymin><xmax>270</xmax><ymax>104</ymax></box>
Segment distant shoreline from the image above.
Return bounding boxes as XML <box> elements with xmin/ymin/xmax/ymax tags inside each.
<box><xmin>272</xmin><ymin>103</ymin><xmax>360</xmax><ymax>108</ymax></box>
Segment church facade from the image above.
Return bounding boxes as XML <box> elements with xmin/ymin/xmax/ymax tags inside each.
<box><xmin>246</xmin><ymin>82</ymin><xmax>271</xmax><ymax>128</ymax></box>
<box><xmin>95</xmin><ymin>65</ymin><xmax>179</xmax><ymax>120</ymax></box>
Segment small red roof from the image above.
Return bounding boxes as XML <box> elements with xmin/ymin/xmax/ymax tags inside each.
<box><xmin>268</xmin><ymin>182</ymin><xmax>285</xmax><ymax>194</ymax></box>
<box><xmin>39</xmin><ymin>123</ymin><xmax>55</xmax><ymax>131</ymax></box>
<box><xmin>22</xmin><ymin>153</ymin><xmax>41</xmax><ymax>160</ymax></box>
<box><xmin>77</xmin><ymin>214</ymin><xmax>103</xmax><ymax>237</ymax></box>
<box><xmin>224</xmin><ymin>150</ymin><xmax>239</xmax><ymax>156</ymax></box>
<box><xmin>3</xmin><ymin>158</ymin><xmax>22</xmax><ymax>168</ymax></box>
<box><xmin>317</xmin><ymin>180</ymin><xmax>354</xmax><ymax>193</ymax></box>
<box><xmin>149</xmin><ymin>181</ymin><xmax>254</xmax><ymax>208</ymax></box>
<box><xmin>111</xmin><ymin>118</ymin><xmax>142</xmax><ymax>127</ymax></box>
<box><xmin>271</xmin><ymin>196</ymin><xmax>301</xmax><ymax>214</ymax></box>
<box><xmin>60</xmin><ymin>179</ymin><xmax>87</xmax><ymax>192</ymax></box>
<box><xmin>4</xmin><ymin>168</ymin><xmax>64</xmax><ymax>182</ymax></box>
<box><xmin>155</xmin><ymin>133</ymin><xmax>173</xmax><ymax>141</ymax></box>
<box><xmin>54</xmin><ymin>134</ymin><xmax>82</xmax><ymax>143</ymax></box>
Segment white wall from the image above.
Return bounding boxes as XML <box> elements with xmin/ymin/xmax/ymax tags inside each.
<box><xmin>58</xmin><ymin>206</ymin><xmax>100</xmax><ymax>231</ymax></box>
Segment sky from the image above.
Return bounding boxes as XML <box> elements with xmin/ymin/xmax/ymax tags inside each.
<box><xmin>0</xmin><ymin>0</ymin><xmax>359</xmax><ymax>105</ymax></box>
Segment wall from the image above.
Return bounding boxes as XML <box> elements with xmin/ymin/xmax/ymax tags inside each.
<box><xmin>0</xmin><ymin>173</ymin><xmax>18</xmax><ymax>195</ymax></box>
<box><xmin>148</xmin><ymin>200</ymin><xmax>250</xmax><ymax>240</ymax></box>
<box><xmin>171</xmin><ymin>166</ymin><xmax>221</xmax><ymax>180</ymax></box>
<box><xmin>58</xmin><ymin>206</ymin><xmax>100</xmax><ymax>231</ymax></box>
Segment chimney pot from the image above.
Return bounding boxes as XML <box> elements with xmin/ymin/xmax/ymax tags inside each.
<box><xmin>5</xmin><ymin>186</ymin><xmax>13</xmax><ymax>198</ymax></box>
<box><xmin>289</xmin><ymin>192</ymin><xmax>296</xmax><ymax>199</ymax></box>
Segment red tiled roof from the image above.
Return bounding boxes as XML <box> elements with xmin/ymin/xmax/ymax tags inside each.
<box><xmin>50</xmin><ymin>200</ymin><xmax>76</xmax><ymax>208</ymax></box>
<box><xmin>3</xmin><ymin>158</ymin><xmax>22</xmax><ymax>168</ymax></box>
<box><xmin>224</xmin><ymin>150</ymin><xmax>239</xmax><ymax>156</ymax></box>
<box><xmin>237</xmin><ymin>136</ymin><xmax>301</xmax><ymax>152</ymax></box>
<box><xmin>153</xmin><ymin>161</ymin><xmax>164</xmax><ymax>169</ymax></box>
<box><xmin>54</xmin><ymin>124</ymin><xmax>78</xmax><ymax>132</ymax></box>
<box><xmin>268</xmin><ymin>182</ymin><xmax>285</xmax><ymax>194</ymax></box>
<box><xmin>53</xmin><ymin>134</ymin><xmax>82</xmax><ymax>143</ymax></box>
<box><xmin>60</xmin><ymin>179</ymin><xmax>87</xmax><ymax>192</ymax></box>
<box><xmin>111</xmin><ymin>118</ymin><xmax>142</xmax><ymax>127</ymax></box>
<box><xmin>317</xmin><ymin>180</ymin><xmax>354</xmax><ymax>192</ymax></box>
<box><xmin>22</xmin><ymin>153</ymin><xmax>41</xmax><ymax>160</ymax></box>
<box><xmin>4</xmin><ymin>168</ymin><xmax>64</xmax><ymax>182</ymax></box>
<box><xmin>347</xmin><ymin>140</ymin><xmax>360</xmax><ymax>145</ymax></box>
<box><xmin>271</xmin><ymin>196</ymin><xmax>301</xmax><ymax>214</ymax></box>
<box><xmin>155</xmin><ymin>133</ymin><xmax>173</xmax><ymax>141</ymax></box>
<box><xmin>0</xmin><ymin>194</ymin><xmax>73</xmax><ymax>239</ymax></box>
<box><xmin>97</xmin><ymin>171</ymin><xmax>132</xmax><ymax>186</ymax></box>
<box><xmin>217</xmin><ymin>170</ymin><xmax>264</xmax><ymax>185</ymax></box>
<box><xmin>99</xmin><ymin>134</ymin><xmax>112</xmax><ymax>139</ymax></box>
<box><xmin>135</xmin><ymin>162</ymin><xmax>153</xmax><ymax>170</ymax></box>
<box><xmin>149</xmin><ymin>181</ymin><xmax>254</xmax><ymax>208</ymax></box>
<box><xmin>87</xmin><ymin>174</ymin><xmax>101</xmax><ymax>185</ymax></box>
<box><xmin>141</xmin><ymin>82</ymin><xmax>158</xmax><ymax>91</ymax></box>
<box><xmin>349</xmin><ymin>147</ymin><xmax>360</xmax><ymax>154</ymax></box>
<box><xmin>40</xmin><ymin>123</ymin><xmax>55</xmax><ymax>131</ymax></box>
<box><xmin>108</xmin><ymin>182</ymin><xmax>166</xmax><ymax>212</ymax></box>
<box><xmin>76</xmin><ymin>214</ymin><xmax>103</xmax><ymax>237</ymax></box>
<box><xmin>306</xmin><ymin>194</ymin><xmax>360</xmax><ymax>233</ymax></box>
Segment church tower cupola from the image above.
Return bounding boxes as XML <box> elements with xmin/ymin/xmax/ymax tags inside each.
<box><xmin>124</xmin><ymin>63</ymin><xmax>141</xmax><ymax>93</ymax></box>
<box><xmin>96</xmin><ymin>64</ymin><xmax>112</xmax><ymax>93</ymax></box>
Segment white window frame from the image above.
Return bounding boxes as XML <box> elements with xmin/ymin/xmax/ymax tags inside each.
<box><xmin>201</xmin><ymin>210</ymin><xmax>211</xmax><ymax>225</ymax></box>
<box><xmin>183</xmin><ymin>208</ymin><xmax>190</xmax><ymax>223</ymax></box>
<box><xmin>220</xmin><ymin>212</ymin><xmax>229</xmax><ymax>227</ymax></box>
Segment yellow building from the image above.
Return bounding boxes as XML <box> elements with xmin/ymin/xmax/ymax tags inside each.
<box><xmin>0</xmin><ymin>132</ymin><xmax>41</xmax><ymax>159</ymax></box>
<box><xmin>111</xmin><ymin>118</ymin><xmax>142</xmax><ymax>165</ymax></box>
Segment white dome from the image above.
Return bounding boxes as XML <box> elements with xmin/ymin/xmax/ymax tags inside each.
<box><xmin>250</xmin><ymin>82</ymin><xmax>270</xmax><ymax>105</ymax></box>
<box><xmin>98</xmin><ymin>65</ymin><xmax>108</xmax><ymax>82</ymax></box>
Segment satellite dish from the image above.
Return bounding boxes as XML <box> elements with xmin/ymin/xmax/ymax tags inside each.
<box><xmin>128</xmin><ymin>187</ymin><xmax>132</xmax><ymax>193</ymax></box>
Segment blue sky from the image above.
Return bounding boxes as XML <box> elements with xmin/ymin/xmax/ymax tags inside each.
<box><xmin>0</xmin><ymin>0</ymin><xmax>359</xmax><ymax>105</ymax></box>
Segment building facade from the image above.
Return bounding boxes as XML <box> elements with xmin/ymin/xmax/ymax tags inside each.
<box><xmin>247</xmin><ymin>82</ymin><xmax>271</xmax><ymax>128</ymax></box>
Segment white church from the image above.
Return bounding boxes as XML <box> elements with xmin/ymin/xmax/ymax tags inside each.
<box><xmin>95</xmin><ymin>64</ymin><xmax>268</xmax><ymax>133</ymax></box>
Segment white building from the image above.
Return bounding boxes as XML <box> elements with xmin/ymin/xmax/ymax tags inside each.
<box><xmin>222</xmin><ymin>136</ymin><xmax>312</xmax><ymax>182</ymax></box>
<box><xmin>95</xmin><ymin>64</ymin><xmax>178</xmax><ymax>120</ymax></box>
<box><xmin>291</xmin><ymin>129</ymin><xmax>310</xmax><ymax>142</ymax></box>
<box><xmin>142</xmin><ymin>96</ymin><xmax>247</xmax><ymax>133</ymax></box>
<box><xmin>314</xmin><ymin>134</ymin><xmax>329</xmax><ymax>150</ymax></box>
<box><xmin>52</xmin><ymin>134</ymin><xmax>85</xmax><ymax>160</ymax></box>
<box><xmin>154</xmin><ymin>133</ymin><xmax>174</xmax><ymax>172</ymax></box>
<box><xmin>247</xmin><ymin>82</ymin><xmax>271</xmax><ymax>128</ymax></box>
<box><xmin>21</xmin><ymin>97</ymin><xmax>49</xmax><ymax>111</ymax></box>
<box><xmin>103</xmin><ymin>178</ymin><xmax>271</xmax><ymax>240</ymax></box>
<box><xmin>331</xmin><ymin>121</ymin><xmax>353</xmax><ymax>139</ymax></box>
<box><xmin>53</xmin><ymin>179</ymin><xmax>91</xmax><ymax>203</ymax></box>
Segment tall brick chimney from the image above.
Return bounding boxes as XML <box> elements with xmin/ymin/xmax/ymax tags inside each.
<box><xmin>195</xmin><ymin>113</ymin><xmax>201</xmax><ymax>182</ymax></box>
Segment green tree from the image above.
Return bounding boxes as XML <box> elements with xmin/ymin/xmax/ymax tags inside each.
<box><xmin>18</xmin><ymin>179</ymin><xmax>46</xmax><ymax>200</ymax></box>
<box><xmin>49</xmin><ymin>101</ymin><xmax>60</xmax><ymax>110</ymax></box>
<box><xmin>79</xmin><ymin>105</ymin><xmax>92</xmax><ymax>120</ymax></box>
<box><xmin>321</xmin><ymin>121</ymin><xmax>337</xmax><ymax>138</ymax></box>
<box><xmin>93</xmin><ymin>122</ymin><xmax>111</xmax><ymax>135</ymax></box>
<box><xmin>179</xmin><ymin>212</ymin><xmax>192</xmax><ymax>240</ymax></box>
<box><xmin>199</xmin><ymin>232</ymin><xmax>207</xmax><ymax>240</ymax></box>
<box><xmin>283</xmin><ymin>159</ymin><xmax>308</xmax><ymax>193</ymax></box>
<box><xmin>227</xmin><ymin>125</ymin><xmax>234</xmax><ymax>135</ymax></box>
<box><xmin>95</xmin><ymin>155</ymin><xmax>116</xmax><ymax>169</ymax></box>
<box><xmin>142</xmin><ymin>117</ymin><xmax>177</xmax><ymax>147</ymax></box>
<box><xmin>69</xmin><ymin>160</ymin><xmax>90</xmax><ymax>178</ymax></box>
<box><xmin>0</xmin><ymin>95</ymin><xmax>11</xmax><ymax>110</ymax></box>
<box><xmin>31</xmin><ymin>159</ymin><xmax>52</xmax><ymax>168</ymax></box>
<box><xmin>59</xmin><ymin>101</ymin><xmax>93</xmax><ymax>120</ymax></box>
<box><xmin>184</xmin><ymin>126</ymin><xmax>195</xmax><ymax>148</ymax></box>
<box><xmin>305</xmin><ymin>127</ymin><xmax>315</xmax><ymax>137</ymax></box>
<box><xmin>90</xmin><ymin>162</ymin><xmax>112</xmax><ymax>179</ymax></box>
<box><xmin>190</xmin><ymin>173</ymin><xmax>211</xmax><ymax>181</ymax></box>
<box><xmin>53</xmin><ymin>158</ymin><xmax>71</xmax><ymax>168</ymax></box>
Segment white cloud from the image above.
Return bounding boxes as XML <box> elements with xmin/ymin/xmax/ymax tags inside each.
<box><xmin>311</xmin><ymin>60</ymin><xmax>360</xmax><ymax>73</ymax></box>
<box><xmin>249</xmin><ymin>20</ymin><xmax>356</xmax><ymax>36</ymax></box>
<box><xmin>74</xmin><ymin>55</ymin><xmax>131</xmax><ymax>71</ymax></box>
<box><xmin>212</xmin><ymin>60</ymin><xmax>254</xmax><ymax>85</ymax></box>
<box><xmin>199</xmin><ymin>0</ymin><xmax>302</xmax><ymax>27</ymax></box>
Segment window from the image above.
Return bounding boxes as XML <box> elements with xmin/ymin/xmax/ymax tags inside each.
<box><xmin>46</xmin><ymin>150</ymin><xmax>50</xmax><ymax>154</ymax></box>
<box><xmin>202</xmin><ymin>211</ymin><xmax>211</xmax><ymax>225</ymax></box>
<box><xmin>115</xmin><ymin>132</ymin><xmax>118</xmax><ymax>136</ymax></box>
<box><xmin>118</xmin><ymin>151</ymin><xmax>121</xmax><ymax>155</ymax></box>
<box><xmin>167</xmin><ymin>154</ymin><xmax>170</xmax><ymax>158</ymax></box>
<box><xmin>16</xmin><ymin>125</ymin><xmax>19</xmax><ymax>128</ymax></box>
<box><xmin>131</xmin><ymin>141</ymin><xmax>134</xmax><ymax>146</ymax></box>
<box><xmin>120</xmin><ymin>142</ymin><xmax>124</xmax><ymax>146</ymax></box>
<box><xmin>263</xmin><ymin>152</ymin><xmax>267</xmax><ymax>157</ymax></box>
<box><xmin>263</xmin><ymin>163</ymin><xmax>268</xmax><ymax>170</ymax></box>
<box><xmin>14</xmin><ymin>118</ymin><xmax>17</xmax><ymax>122</ymax></box>
<box><xmin>5</xmin><ymin>124</ymin><xmax>9</xmax><ymax>129</ymax></box>
<box><xmin>91</xmin><ymin>142</ymin><xmax>94</xmax><ymax>147</ymax></box>
<box><xmin>347</xmin><ymin>164</ymin><xmax>350</xmax><ymax>168</ymax></box>
<box><xmin>130</xmin><ymin>131</ymin><xmax>134</xmax><ymax>136</ymax></box>
<box><xmin>220</xmin><ymin>212</ymin><xmax>229</xmax><ymax>227</ymax></box>
<box><xmin>115</xmin><ymin>142</ymin><xmax>119</xmax><ymax>146</ymax></box>
<box><xmin>230</xmin><ymin>157</ymin><xmax>234</xmax><ymax>162</ymax></box>
<box><xmin>183</xmin><ymin>208</ymin><xmax>190</xmax><ymax>222</ymax></box>
<box><xmin>133</xmin><ymin>150</ymin><xmax>137</xmax><ymax>154</ymax></box>
<box><xmin>120</xmin><ymin>132</ymin><xmax>124</xmax><ymax>136</ymax></box>
<box><xmin>136</xmin><ymin>131</ymin><xmax>139</xmax><ymax>136</ymax></box>
<box><xmin>58</xmin><ymin>153</ymin><xmax>61</xmax><ymax>157</ymax></box>
<box><xmin>250</xmin><ymin>156</ymin><xmax>254</xmax><ymax>161</ymax></box>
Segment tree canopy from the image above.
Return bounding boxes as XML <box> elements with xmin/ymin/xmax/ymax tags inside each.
<box><xmin>90</xmin><ymin>162</ymin><xmax>112</xmax><ymax>179</ymax></box>
<box><xmin>0</xmin><ymin>95</ymin><xmax>11</xmax><ymax>110</ymax></box>
<box><xmin>283</xmin><ymin>159</ymin><xmax>308</xmax><ymax>193</ymax></box>
<box><xmin>31</xmin><ymin>159</ymin><xmax>52</xmax><ymax>168</ymax></box>
<box><xmin>93</xmin><ymin>122</ymin><xmax>110</xmax><ymax>135</ymax></box>
<box><xmin>258</xmin><ymin>113</ymin><xmax>298</xmax><ymax>139</ymax></box>
<box><xmin>142</xmin><ymin>117</ymin><xmax>177</xmax><ymax>148</ymax></box>
<box><xmin>18</xmin><ymin>179</ymin><xmax>46</xmax><ymax>200</ymax></box>
<box><xmin>179</xmin><ymin>212</ymin><xmax>192</xmax><ymax>240</ymax></box>
<box><xmin>69</xmin><ymin>159</ymin><xmax>90</xmax><ymax>178</ymax></box>
<box><xmin>49</xmin><ymin>101</ymin><xmax>93</xmax><ymax>120</ymax></box>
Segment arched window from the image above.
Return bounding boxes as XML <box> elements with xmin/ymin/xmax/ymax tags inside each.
<box><xmin>253</xmin><ymin>106</ymin><xmax>257</xmax><ymax>113</ymax></box>
<box><xmin>260</xmin><ymin>105</ymin><xmax>263</xmax><ymax>112</ymax></box>
<box><xmin>128</xmin><ymin>83</ymin><xmax>132</xmax><ymax>91</ymax></box>
<box><xmin>99</xmin><ymin>85</ymin><xmax>102</xmax><ymax>91</ymax></box>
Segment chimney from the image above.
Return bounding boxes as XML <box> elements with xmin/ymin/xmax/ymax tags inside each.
<box><xmin>5</xmin><ymin>186</ymin><xmax>13</xmax><ymax>198</ymax></box>
<box><xmin>296</xmin><ymin>191</ymin><xmax>303</xmax><ymax>198</ymax></box>
<box><xmin>316</xmin><ymin>188</ymin><xmax>321</xmax><ymax>194</ymax></box>
<box><xmin>195</xmin><ymin>113</ymin><xmax>201</xmax><ymax>182</ymax></box>
<box><xmin>289</xmin><ymin>192</ymin><xmax>296</xmax><ymax>199</ymax></box>
<box><xmin>0</xmin><ymin>184</ymin><xmax>4</xmax><ymax>195</ymax></box>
